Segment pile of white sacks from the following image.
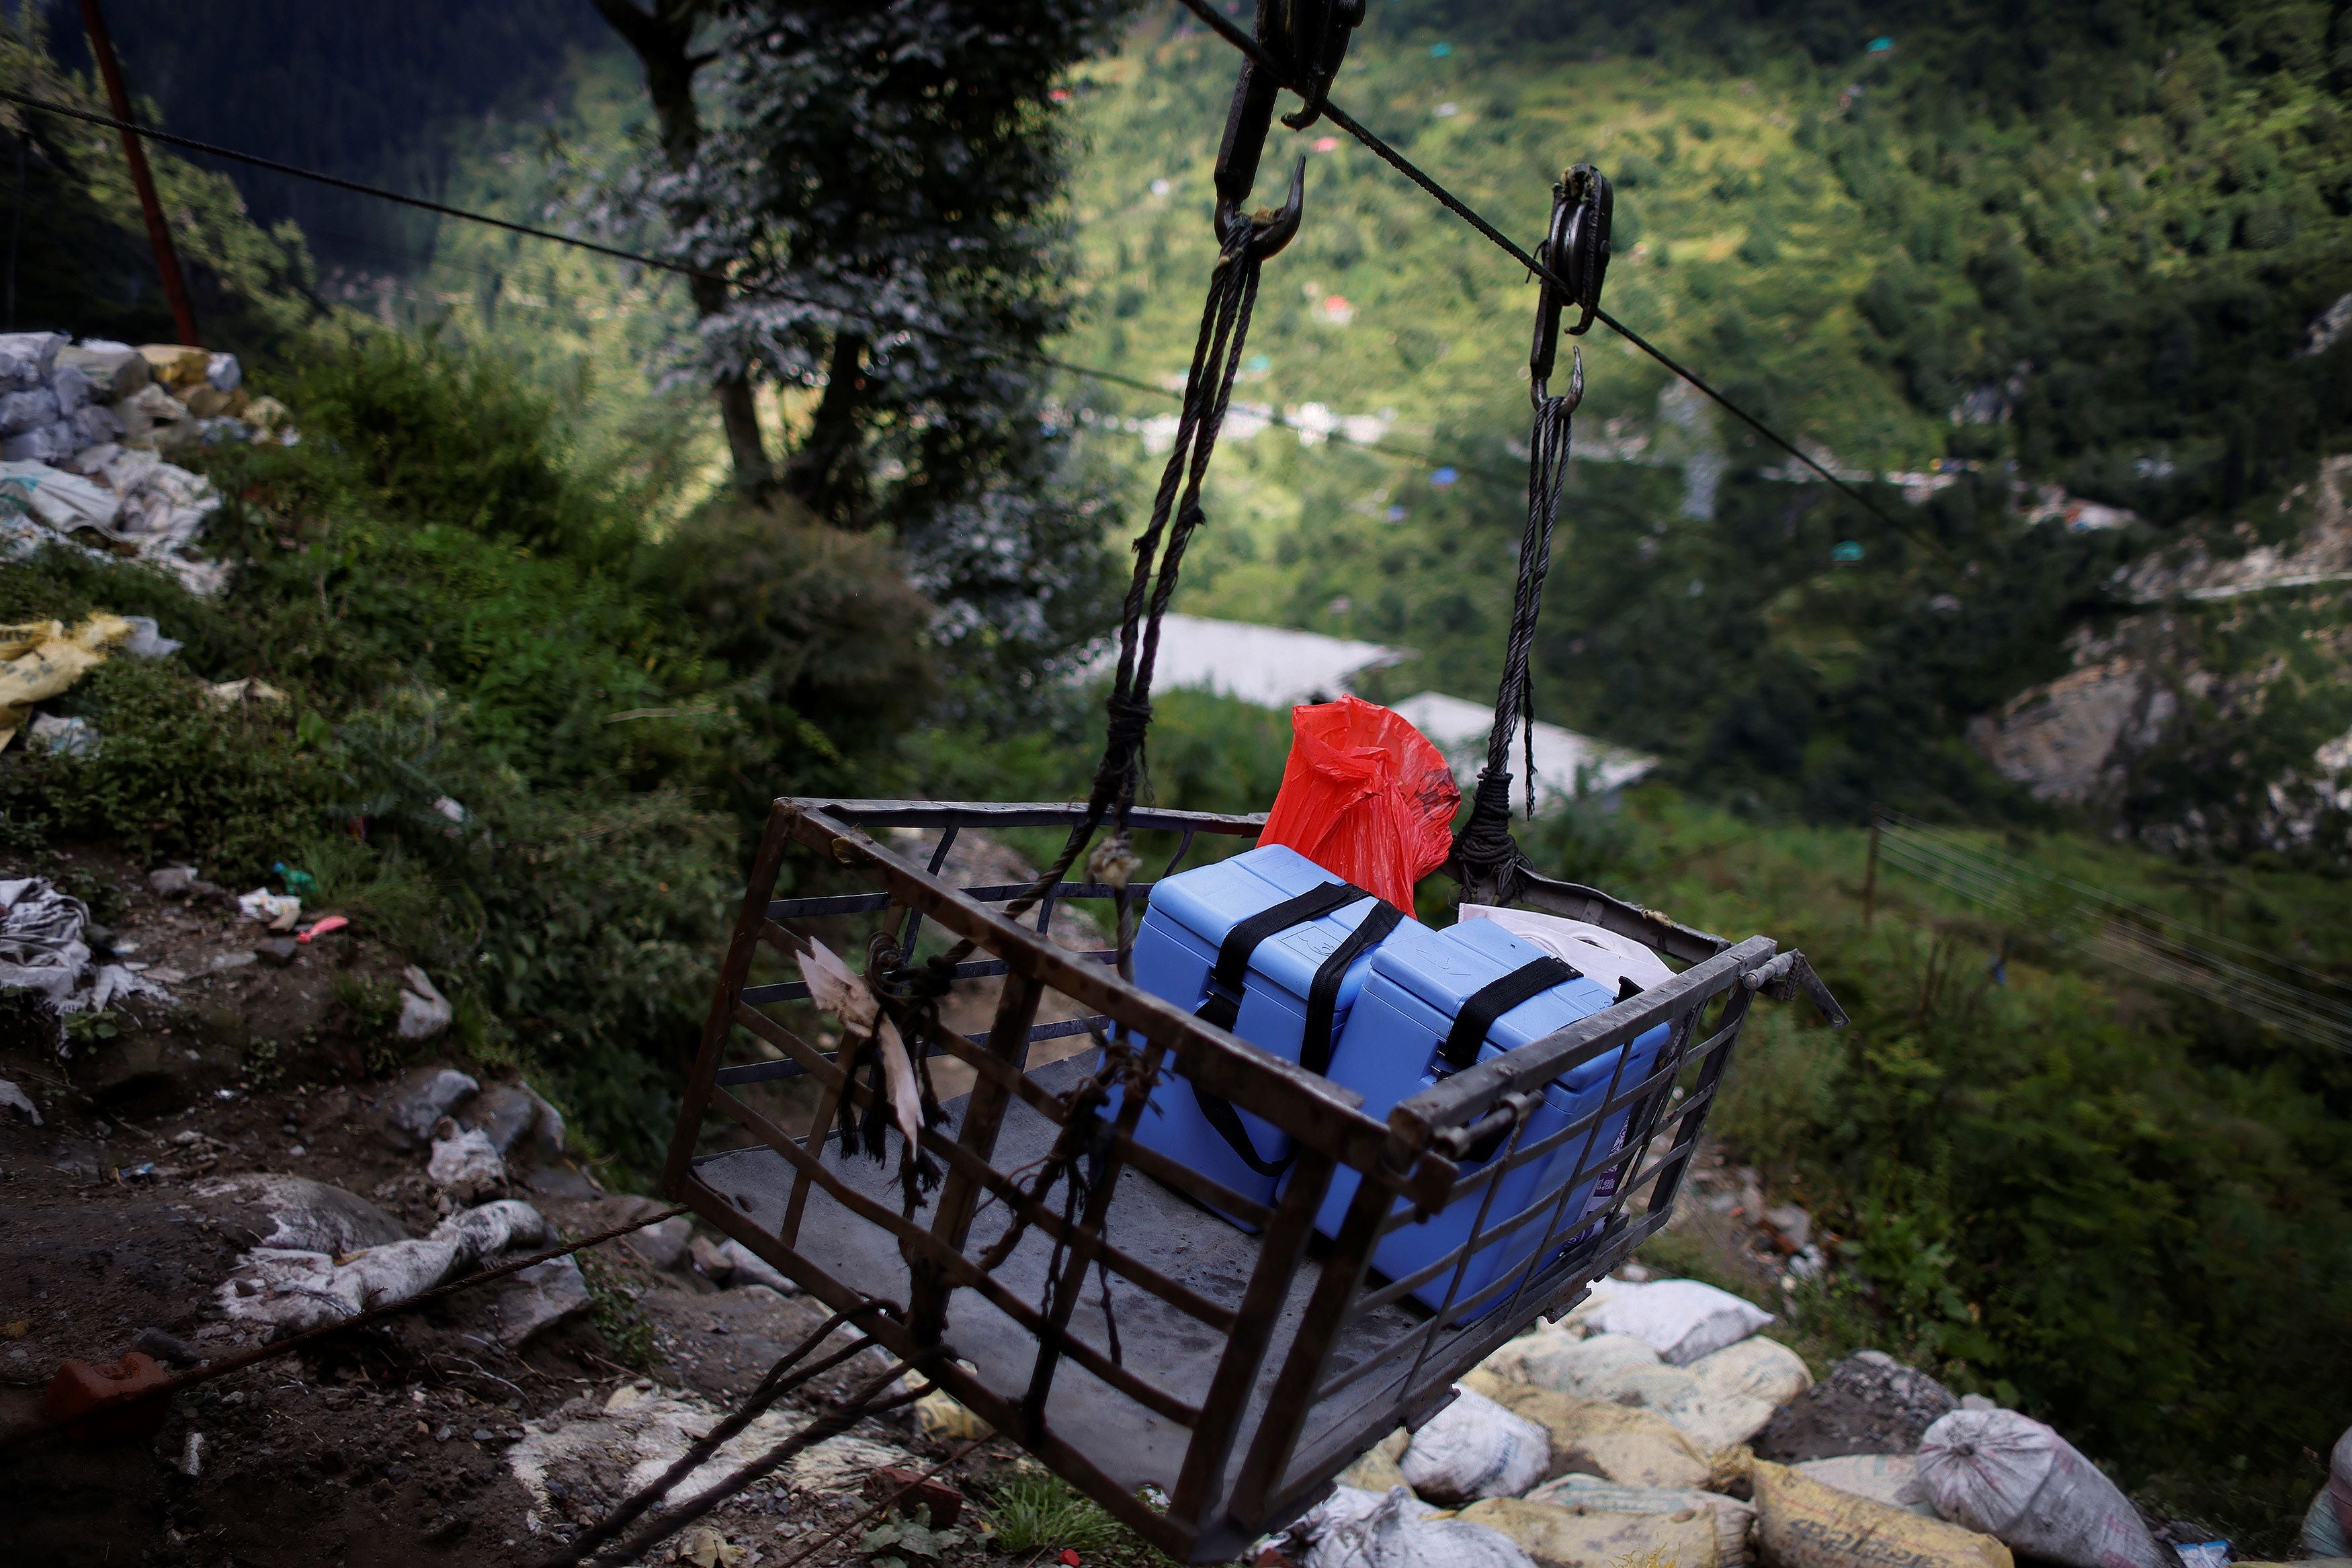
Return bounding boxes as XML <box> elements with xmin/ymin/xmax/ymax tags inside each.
<box><xmin>0</xmin><ymin>332</ymin><xmax>295</xmax><ymax>596</ymax></box>
<box><xmin>1286</xmin><ymin>1274</ymin><xmax>2221</xmax><ymax>1568</ymax></box>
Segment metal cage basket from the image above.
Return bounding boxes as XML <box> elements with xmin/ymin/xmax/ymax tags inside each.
<box><xmin>663</xmin><ymin>796</ymin><xmax>1838</xmax><ymax>1563</ymax></box>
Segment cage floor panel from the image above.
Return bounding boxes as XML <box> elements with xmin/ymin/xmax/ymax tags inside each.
<box><xmin>691</xmin><ymin>1057</ymin><xmax>1429</xmax><ymax>1502</ymax></box>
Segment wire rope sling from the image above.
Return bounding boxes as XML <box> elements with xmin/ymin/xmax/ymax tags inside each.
<box><xmin>658</xmin><ymin>5</ymin><xmax>1843</xmax><ymax>1562</ymax></box>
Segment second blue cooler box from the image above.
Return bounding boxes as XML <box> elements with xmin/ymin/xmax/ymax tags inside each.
<box><xmin>1122</xmin><ymin>844</ymin><xmax>1409</xmax><ymax>1218</ymax></box>
<box><xmin>1312</xmin><ymin>916</ymin><xmax>1673</xmax><ymax>1316</ymax></box>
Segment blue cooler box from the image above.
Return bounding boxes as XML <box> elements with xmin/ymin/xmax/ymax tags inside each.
<box><xmin>1119</xmin><ymin>844</ymin><xmax>1410</xmax><ymax>1221</ymax></box>
<box><xmin>1312</xmin><ymin>917</ymin><xmax>1673</xmax><ymax>1316</ymax></box>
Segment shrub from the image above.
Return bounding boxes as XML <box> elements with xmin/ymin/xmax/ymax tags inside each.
<box><xmin>7</xmin><ymin>655</ymin><xmax>325</xmax><ymax>882</ymax></box>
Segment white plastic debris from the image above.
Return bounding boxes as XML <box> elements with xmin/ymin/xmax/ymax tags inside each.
<box><xmin>216</xmin><ymin>1199</ymin><xmax>553</xmax><ymax>1334</ymax></box>
<box><xmin>1917</xmin><ymin>1408</ymin><xmax>2167</xmax><ymax>1568</ymax></box>
<box><xmin>1585</xmin><ymin>1276</ymin><xmax>1774</xmax><ymax>1364</ymax></box>
<box><xmin>28</xmin><ymin>713</ymin><xmax>93</xmax><ymax>755</ymax></box>
<box><xmin>428</xmin><ymin>1121</ymin><xmax>507</xmax><ymax>1199</ymax></box>
<box><xmin>207</xmin><ymin>678</ymin><xmax>286</xmax><ymax>706</ymax></box>
<box><xmin>0</xmin><ymin>459</ymin><xmax>120</xmax><ymax>531</ymax></box>
<box><xmin>0</xmin><ymin>875</ymin><xmax>91</xmax><ymax>1008</ymax></box>
<box><xmin>398</xmin><ymin>965</ymin><xmax>454</xmax><ymax>1040</ymax></box>
<box><xmin>118</xmin><ymin>615</ymin><xmax>180</xmax><ymax>658</ymax></box>
<box><xmin>1294</xmin><ymin>1485</ymin><xmax>1440</xmax><ymax>1546</ymax></box>
<box><xmin>236</xmin><ymin>887</ymin><xmax>300</xmax><ymax>930</ymax></box>
<box><xmin>0</xmin><ymin>1077</ymin><xmax>41</xmax><ymax>1125</ymax></box>
<box><xmin>1396</xmin><ymin>1387</ymin><xmax>1550</xmax><ymax>1504</ymax></box>
<box><xmin>206</xmin><ymin>351</ymin><xmax>241</xmax><ymax>392</ymax></box>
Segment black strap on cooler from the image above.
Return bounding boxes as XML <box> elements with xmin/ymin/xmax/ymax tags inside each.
<box><xmin>1187</xmin><ymin>881</ymin><xmax>1394</xmax><ymax>1178</ymax></box>
<box><xmin>1301</xmin><ymin>902</ymin><xmax>1404</xmax><ymax>1076</ymax></box>
<box><xmin>1194</xmin><ymin>881</ymin><xmax>1367</xmax><ymax>1031</ymax></box>
<box><xmin>1440</xmin><ymin>955</ymin><xmax>1579</xmax><ymax>1071</ymax></box>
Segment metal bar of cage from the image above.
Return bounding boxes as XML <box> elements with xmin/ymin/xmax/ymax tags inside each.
<box><xmin>662</xmin><ymin>797</ymin><xmax>1834</xmax><ymax>1561</ymax></box>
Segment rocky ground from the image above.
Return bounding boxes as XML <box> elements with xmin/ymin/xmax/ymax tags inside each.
<box><xmin>0</xmin><ymin>842</ymin><xmax>1003</xmax><ymax>1568</ymax></box>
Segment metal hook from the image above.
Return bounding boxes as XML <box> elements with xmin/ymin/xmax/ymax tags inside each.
<box><xmin>1215</xmin><ymin>156</ymin><xmax>1306</xmax><ymax>259</ymax></box>
<box><xmin>1529</xmin><ymin>164</ymin><xmax>1613</xmax><ymax>402</ymax></box>
<box><xmin>1210</xmin><ymin>0</ymin><xmax>1366</xmax><ymax>261</ymax></box>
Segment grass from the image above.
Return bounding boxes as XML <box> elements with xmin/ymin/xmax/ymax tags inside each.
<box><xmin>976</xmin><ymin>1468</ymin><xmax>1174</xmax><ymax>1568</ymax></box>
<box><xmin>1532</xmin><ymin>785</ymin><xmax>2349</xmax><ymax>1555</ymax></box>
<box><xmin>577</xmin><ymin>1250</ymin><xmax>661</xmax><ymax>1374</ymax></box>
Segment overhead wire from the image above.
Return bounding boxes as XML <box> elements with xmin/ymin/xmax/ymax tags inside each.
<box><xmin>1165</xmin><ymin>0</ymin><xmax>1932</xmax><ymax>548</ymax></box>
<box><xmin>1874</xmin><ymin>811</ymin><xmax>2352</xmax><ymax>1054</ymax></box>
<box><xmin>0</xmin><ymin>85</ymin><xmax>1523</xmax><ymax>485</ymax></box>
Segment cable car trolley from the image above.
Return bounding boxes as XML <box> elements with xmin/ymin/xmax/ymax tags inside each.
<box><xmin>661</xmin><ymin>5</ymin><xmax>1844</xmax><ymax>1559</ymax></box>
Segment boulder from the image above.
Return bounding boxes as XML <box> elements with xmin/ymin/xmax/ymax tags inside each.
<box><xmin>380</xmin><ymin>1065</ymin><xmax>478</xmax><ymax>1149</ymax></box>
<box><xmin>194</xmin><ymin>1173</ymin><xmax>407</xmax><ymax>1254</ymax></box>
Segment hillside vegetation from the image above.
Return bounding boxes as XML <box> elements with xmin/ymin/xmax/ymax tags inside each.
<box><xmin>1054</xmin><ymin>1</ymin><xmax>2352</xmax><ymax>834</ymax></box>
<box><xmin>2</xmin><ymin>6</ymin><xmax>2347</xmax><ymax>1551</ymax></box>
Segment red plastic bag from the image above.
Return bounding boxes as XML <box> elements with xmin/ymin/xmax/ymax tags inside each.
<box><xmin>1260</xmin><ymin>694</ymin><xmax>1461</xmax><ymax>912</ymax></box>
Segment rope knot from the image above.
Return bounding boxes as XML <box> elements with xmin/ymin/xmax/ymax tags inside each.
<box><xmin>1087</xmin><ymin>832</ymin><xmax>1142</xmax><ymax>891</ymax></box>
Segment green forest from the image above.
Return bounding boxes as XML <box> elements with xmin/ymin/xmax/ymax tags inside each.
<box><xmin>1</xmin><ymin>0</ymin><xmax>2347</xmax><ymax>1553</ymax></box>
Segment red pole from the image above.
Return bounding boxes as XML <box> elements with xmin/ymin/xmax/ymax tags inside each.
<box><xmin>77</xmin><ymin>0</ymin><xmax>199</xmax><ymax>346</ymax></box>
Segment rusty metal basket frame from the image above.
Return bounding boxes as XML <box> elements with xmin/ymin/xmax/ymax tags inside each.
<box><xmin>663</xmin><ymin>797</ymin><xmax>1836</xmax><ymax>1562</ymax></box>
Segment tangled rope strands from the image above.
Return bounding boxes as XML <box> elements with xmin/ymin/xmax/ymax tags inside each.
<box><xmin>1453</xmin><ymin>351</ymin><xmax>1581</xmax><ymax>904</ymax></box>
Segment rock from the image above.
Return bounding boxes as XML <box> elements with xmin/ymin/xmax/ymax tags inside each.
<box><xmin>523</xmin><ymin>1084</ymin><xmax>565</xmax><ymax>1160</ymax></box>
<box><xmin>146</xmin><ymin>865</ymin><xmax>199</xmax><ymax>898</ymax></box>
<box><xmin>632</xmin><ymin>1221</ymin><xmax>691</xmax><ymax>1272</ymax></box>
<box><xmin>398</xmin><ymin>966</ymin><xmax>454</xmax><ymax>1041</ymax></box>
<box><xmin>584</xmin><ymin>1195</ymin><xmax>688</xmax><ymax>1269</ymax></box>
<box><xmin>0</xmin><ymin>1078</ymin><xmax>41</xmax><ymax>1125</ymax></box>
<box><xmin>1761</xmin><ymin>1204</ymin><xmax>1813</xmax><ymax>1252</ymax></box>
<box><xmin>193</xmin><ymin>1174</ymin><xmax>407</xmax><ymax>1254</ymax></box>
<box><xmin>258</xmin><ymin>937</ymin><xmax>298</xmax><ymax>965</ymax></box>
<box><xmin>489</xmin><ymin>1255</ymin><xmax>590</xmax><ymax>1347</ymax></box>
<box><xmin>380</xmin><ymin>1066</ymin><xmax>479</xmax><ymax>1149</ymax></box>
<box><xmin>718</xmin><ymin>1239</ymin><xmax>794</xmax><ymax>1295</ymax></box>
<box><xmin>466</xmin><ymin>1082</ymin><xmax>564</xmax><ymax>1162</ymax></box>
<box><xmin>466</xmin><ymin>1083</ymin><xmax>538</xmax><ymax>1154</ymax></box>
<box><xmin>688</xmin><ymin>1235</ymin><xmax>734</xmax><ymax>1283</ymax></box>
<box><xmin>427</xmin><ymin>1122</ymin><xmax>505</xmax><ymax>1199</ymax></box>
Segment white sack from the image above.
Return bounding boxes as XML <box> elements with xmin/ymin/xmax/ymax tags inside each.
<box><xmin>1398</xmin><ymin>1387</ymin><xmax>1550</xmax><ymax>1504</ymax></box>
<box><xmin>1687</xmin><ymin>1336</ymin><xmax>1814</xmax><ymax>1405</ymax></box>
<box><xmin>1306</xmin><ymin>1486</ymin><xmax>1541</xmax><ymax>1568</ymax></box>
<box><xmin>1587</xmin><ymin>1278</ymin><xmax>1774</xmax><ymax>1365</ymax></box>
<box><xmin>428</xmin><ymin>1123</ymin><xmax>507</xmax><ymax>1198</ymax></box>
<box><xmin>1523</xmin><ymin>1473</ymin><xmax>1759</xmax><ymax>1567</ymax></box>
<box><xmin>1917</xmin><ymin>1409</ymin><xmax>2166</xmax><ymax>1568</ymax></box>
